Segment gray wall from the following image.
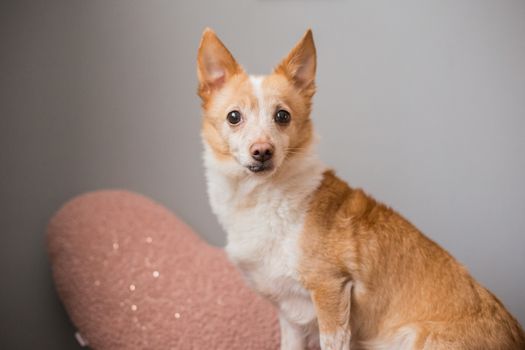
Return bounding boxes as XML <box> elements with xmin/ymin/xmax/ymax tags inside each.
<box><xmin>1</xmin><ymin>0</ymin><xmax>524</xmax><ymax>348</ymax></box>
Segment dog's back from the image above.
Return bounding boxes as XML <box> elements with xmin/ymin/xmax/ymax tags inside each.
<box><xmin>300</xmin><ymin>170</ymin><xmax>525</xmax><ymax>349</ymax></box>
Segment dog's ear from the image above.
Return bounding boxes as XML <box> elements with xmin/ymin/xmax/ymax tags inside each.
<box><xmin>274</xmin><ymin>29</ymin><xmax>316</xmax><ymax>96</ymax></box>
<box><xmin>197</xmin><ymin>28</ymin><xmax>242</xmax><ymax>100</ymax></box>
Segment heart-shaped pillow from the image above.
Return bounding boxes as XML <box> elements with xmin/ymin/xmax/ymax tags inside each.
<box><xmin>47</xmin><ymin>190</ymin><xmax>280</xmax><ymax>349</ymax></box>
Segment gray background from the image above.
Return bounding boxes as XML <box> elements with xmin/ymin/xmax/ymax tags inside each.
<box><xmin>1</xmin><ymin>0</ymin><xmax>524</xmax><ymax>348</ymax></box>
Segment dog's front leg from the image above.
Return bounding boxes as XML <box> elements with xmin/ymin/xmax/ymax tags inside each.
<box><xmin>310</xmin><ymin>280</ymin><xmax>352</xmax><ymax>350</ymax></box>
<box><xmin>279</xmin><ymin>313</ymin><xmax>306</xmax><ymax>350</ymax></box>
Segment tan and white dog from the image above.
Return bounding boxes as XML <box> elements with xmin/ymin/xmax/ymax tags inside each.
<box><xmin>196</xmin><ymin>28</ymin><xmax>525</xmax><ymax>350</ymax></box>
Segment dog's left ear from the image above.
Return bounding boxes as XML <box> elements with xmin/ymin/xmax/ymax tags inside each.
<box><xmin>274</xmin><ymin>29</ymin><xmax>316</xmax><ymax>96</ymax></box>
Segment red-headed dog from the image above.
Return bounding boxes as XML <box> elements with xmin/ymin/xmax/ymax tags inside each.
<box><xmin>197</xmin><ymin>29</ymin><xmax>524</xmax><ymax>349</ymax></box>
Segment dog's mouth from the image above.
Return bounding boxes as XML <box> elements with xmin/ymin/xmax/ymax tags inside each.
<box><xmin>246</xmin><ymin>161</ymin><xmax>274</xmax><ymax>174</ymax></box>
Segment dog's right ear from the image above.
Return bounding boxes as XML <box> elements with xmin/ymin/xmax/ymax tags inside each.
<box><xmin>197</xmin><ymin>28</ymin><xmax>242</xmax><ymax>100</ymax></box>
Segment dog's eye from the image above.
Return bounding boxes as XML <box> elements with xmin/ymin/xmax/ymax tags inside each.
<box><xmin>274</xmin><ymin>110</ymin><xmax>291</xmax><ymax>125</ymax></box>
<box><xmin>227</xmin><ymin>110</ymin><xmax>242</xmax><ymax>125</ymax></box>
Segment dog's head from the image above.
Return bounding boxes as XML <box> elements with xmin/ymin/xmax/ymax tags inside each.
<box><xmin>197</xmin><ymin>28</ymin><xmax>316</xmax><ymax>177</ymax></box>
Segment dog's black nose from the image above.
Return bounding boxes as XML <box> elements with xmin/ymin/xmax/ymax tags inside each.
<box><xmin>250</xmin><ymin>143</ymin><xmax>274</xmax><ymax>162</ymax></box>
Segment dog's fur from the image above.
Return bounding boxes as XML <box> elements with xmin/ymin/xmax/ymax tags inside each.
<box><xmin>197</xmin><ymin>28</ymin><xmax>525</xmax><ymax>349</ymax></box>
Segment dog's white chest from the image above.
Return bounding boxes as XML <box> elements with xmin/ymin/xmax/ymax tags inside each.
<box><xmin>203</xmin><ymin>149</ymin><xmax>326</xmax><ymax>327</ymax></box>
<box><xmin>206</xmin><ymin>172</ymin><xmax>318</xmax><ymax>324</ymax></box>
<box><xmin>223</xmin><ymin>190</ymin><xmax>304</xmax><ymax>291</ymax></box>
<box><xmin>224</xmin><ymin>199</ymin><xmax>317</xmax><ymax>325</ymax></box>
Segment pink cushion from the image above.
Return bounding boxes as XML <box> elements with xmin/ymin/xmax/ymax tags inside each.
<box><xmin>47</xmin><ymin>190</ymin><xmax>279</xmax><ymax>349</ymax></box>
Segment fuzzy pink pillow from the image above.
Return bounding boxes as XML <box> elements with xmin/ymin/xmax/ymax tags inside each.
<box><xmin>47</xmin><ymin>190</ymin><xmax>280</xmax><ymax>349</ymax></box>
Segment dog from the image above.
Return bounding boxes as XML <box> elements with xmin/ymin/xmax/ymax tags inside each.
<box><xmin>196</xmin><ymin>28</ymin><xmax>525</xmax><ymax>349</ymax></box>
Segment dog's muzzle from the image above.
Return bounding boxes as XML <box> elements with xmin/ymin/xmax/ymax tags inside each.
<box><xmin>247</xmin><ymin>161</ymin><xmax>273</xmax><ymax>173</ymax></box>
